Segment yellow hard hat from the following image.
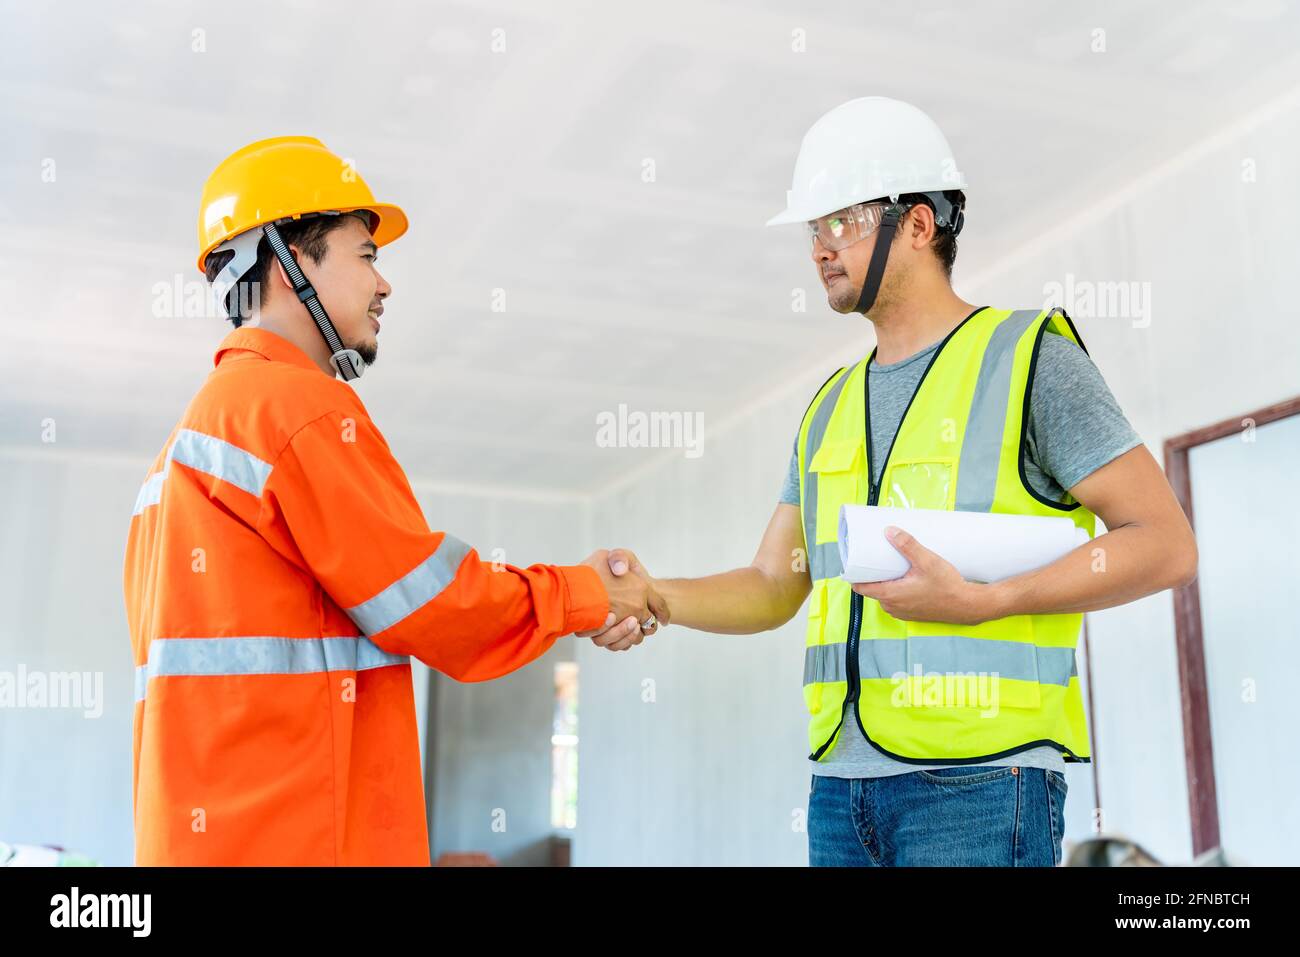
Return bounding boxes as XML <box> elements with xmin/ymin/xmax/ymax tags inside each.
<box><xmin>196</xmin><ymin>135</ymin><xmax>408</xmax><ymax>272</ymax></box>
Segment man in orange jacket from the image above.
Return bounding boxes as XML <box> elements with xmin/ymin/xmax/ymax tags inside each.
<box><xmin>123</xmin><ymin>136</ymin><xmax>665</xmax><ymax>866</ymax></box>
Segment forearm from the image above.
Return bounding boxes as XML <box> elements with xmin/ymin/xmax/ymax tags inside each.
<box><xmin>983</xmin><ymin>522</ymin><xmax>1196</xmax><ymax>620</ymax></box>
<box><xmin>658</xmin><ymin>566</ymin><xmax>807</xmax><ymax>635</ymax></box>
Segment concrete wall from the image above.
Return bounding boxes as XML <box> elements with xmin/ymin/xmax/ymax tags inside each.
<box><xmin>0</xmin><ymin>450</ymin><xmax>140</xmax><ymax>866</ymax></box>
<box><xmin>421</xmin><ymin>492</ymin><xmax>587</xmax><ymax>866</ymax></box>
<box><xmin>576</xmin><ymin>396</ymin><xmax>829</xmax><ymax>866</ymax></box>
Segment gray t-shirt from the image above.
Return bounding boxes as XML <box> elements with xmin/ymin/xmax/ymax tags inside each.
<box><xmin>781</xmin><ymin>329</ymin><xmax>1142</xmax><ymax>778</ymax></box>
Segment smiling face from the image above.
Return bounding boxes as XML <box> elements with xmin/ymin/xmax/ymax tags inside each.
<box><xmin>291</xmin><ymin>213</ymin><xmax>391</xmax><ymax>367</ymax></box>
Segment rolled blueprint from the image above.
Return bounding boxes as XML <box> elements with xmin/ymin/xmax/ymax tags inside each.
<box><xmin>838</xmin><ymin>504</ymin><xmax>1091</xmax><ymax>584</ymax></box>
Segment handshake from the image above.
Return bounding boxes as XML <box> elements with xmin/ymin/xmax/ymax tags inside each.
<box><xmin>578</xmin><ymin>549</ymin><xmax>668</xmax><ymax>652</ymax></box>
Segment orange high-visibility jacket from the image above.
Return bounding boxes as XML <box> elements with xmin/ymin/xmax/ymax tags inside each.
<box><xmin>123</xmin><ymin>328</ymin><xmax>609</xmax><ymax>866</ymax></box>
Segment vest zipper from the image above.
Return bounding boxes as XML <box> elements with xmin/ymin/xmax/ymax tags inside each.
<box><xmin>841</xmin><ymin>480</ymin><xmax>877</xmax><ymax>722</ymax></box>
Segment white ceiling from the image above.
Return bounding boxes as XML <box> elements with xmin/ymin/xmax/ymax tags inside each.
<box><xmin>3</xmin><ymin>0</ymin><xmax>1299</xmax><ymax>497</ymax></box>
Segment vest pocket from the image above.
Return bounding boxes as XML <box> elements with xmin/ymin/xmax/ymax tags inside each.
<box><xmin>987</xmin><ymin>672</ymin><xmax>1043</xmax><ymax>711</ymax></box>
<box><xmin>808</xmin><ymin>438</ymin><xmax>865</xmax><ymax>544</ymax></box>
<box><xmin>962</xmin><ymin>624</ymin><xmax>1044</xmax><ymax>712</ymax></box>
<box><xmin>990</xmin><ymin>617</ymin><xmax>1046</xmax><ymax>711</ymax></box>
<box><xmin>879</xmin><ymin>458</ymin><xmax>956</xmax><ymax>511</ymax></box>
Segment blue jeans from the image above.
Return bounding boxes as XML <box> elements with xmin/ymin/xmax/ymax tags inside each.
<box><xmin>808</xmin><ymin>766</ymin><xmax>1068</xmax><ymax>866</ymax></box>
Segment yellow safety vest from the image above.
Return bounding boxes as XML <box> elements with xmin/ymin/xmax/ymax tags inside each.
<box><xmin>796</xmin><ymin>306</ymin><xmax>1095</xmax><ymax>764</ymax></box>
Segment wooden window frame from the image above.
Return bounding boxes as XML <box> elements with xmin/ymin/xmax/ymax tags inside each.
<box><xmin>1162</xmin><ymin>395</ymin><xmax>1300</xmax><ymax>855</ymax></box>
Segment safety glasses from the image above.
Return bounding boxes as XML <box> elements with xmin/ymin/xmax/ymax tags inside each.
<box><xmin>806</xmin><ymin>202</ymin><xmax>906</xmax><ymax>252</ymax></box>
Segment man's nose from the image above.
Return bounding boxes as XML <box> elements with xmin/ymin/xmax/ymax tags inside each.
<box><xmin>374</xmin><ymin>269</ymin><xmax>392</xmax><ymax>299</ymax></box>
<box><xmin>811</xmin><ymin>234</ymin><xmax>836</xmax><ymax>265</ymax></box>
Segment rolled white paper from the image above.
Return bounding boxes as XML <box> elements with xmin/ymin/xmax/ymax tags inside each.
<box><xmin>838</xmin><ymin>504</ymin><xmax>1090</xmax><ymax>584</ymax></box>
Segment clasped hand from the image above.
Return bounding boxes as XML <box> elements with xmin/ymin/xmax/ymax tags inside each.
<box><xmin>578</xmin><ymin>549</ymin><xmax>667</xmax><ymax>651</ymax></box>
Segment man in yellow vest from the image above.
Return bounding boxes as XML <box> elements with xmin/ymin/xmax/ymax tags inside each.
<box><xmin>583</xmin><ymin>97</ymin><xmax>1199</xmax><ymax>866</ymax></box>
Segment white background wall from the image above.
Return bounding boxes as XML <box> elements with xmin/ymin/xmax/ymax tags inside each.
<box><xmin>0</xmin><ymin>451</ymin><xmax>140</xmax><ymax>866</ymax></box>
<box><xmin>577</xmin><ymin>399</ymin><xmax>822</xmax><ymax>865</ymax></box>
<box><xmin>419</xmin><ymin>491</ymin><xmax>588</xmax><ymax>867</ymax></box>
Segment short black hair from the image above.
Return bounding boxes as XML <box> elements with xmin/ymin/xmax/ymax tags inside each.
<box><xmin>204</xmin><ymin>214</ymin><xmax>358</xmax><ymax>324</ymax></box>
<box><xmin>897</xmin><ymin>189</ymin><xmax>965</xmax><ymax>278</ymax></box>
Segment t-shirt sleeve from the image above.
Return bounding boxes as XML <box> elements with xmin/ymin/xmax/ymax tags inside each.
<box><xmin>1027</xmin><ymin>332</ymin><xmax>1143</xmax><ymax>493</ymax></box>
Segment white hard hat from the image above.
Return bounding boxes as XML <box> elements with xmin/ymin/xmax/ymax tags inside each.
<box><xmin>766</xmin><ymin>96</ymin><xmax>967</xmax><ymax>226</ymax></box>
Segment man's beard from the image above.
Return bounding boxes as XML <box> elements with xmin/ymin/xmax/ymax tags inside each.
<box><xmin>345</xmin><ymin>335</ymin><xmax>378</xmax><ymax>368</ymax></box>
<box><xmin>826</xmin><ymin>275</ymin><xmax>857</xmax><ymax>313</ymax></box>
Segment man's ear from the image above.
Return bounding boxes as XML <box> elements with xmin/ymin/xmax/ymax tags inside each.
<box><xmin>908</xmin><ymin>203</ymin><xmax>935</xmax><ymax>249</ymax></box>
<box><xmin>272</xmin><ymin>256</ymin><xmax>292</xmax><ymax>292</ymax></box>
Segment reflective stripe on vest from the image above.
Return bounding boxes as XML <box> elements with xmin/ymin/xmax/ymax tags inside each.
<box><xmin>802</xmin><ymin>636</ymin><xmax>1079</xmax><ymax>687</ymax></box>
<box><xmin>796</xmin><ymin>306</ymin><xmax>1096</xmax><ymax>764</ymax></box>
<box><xmin>954</xmin><ymin>309</ymin><xmax>1039</xmax><ymax>511</ymax></box>
<box><xmin>800</xmin><ymin>369</ymin><xmax>851</xmax><ymax>581</ymax></box>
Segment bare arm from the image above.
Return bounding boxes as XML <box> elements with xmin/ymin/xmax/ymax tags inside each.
<box><xmin>580</xmin><ymin>504</ymin><xmax>812</xmax><ymax>648</ymax></box>
<box><xmin>656</xmin><ymin>504</ymin><xmax>812</xmax><ymax>634</ymax></box>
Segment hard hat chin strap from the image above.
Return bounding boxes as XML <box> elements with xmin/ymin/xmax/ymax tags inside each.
<box><xmin>263</xmin><ymin>220</ymin><xmax>365</xmax><ymax>381</ymax></box>
<box><xmin>853</xmin><ymin>203</ymin><xmax>907</xmax><ymax>315</ymax></box>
